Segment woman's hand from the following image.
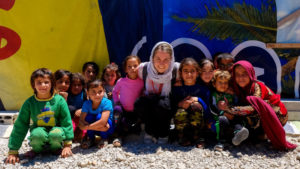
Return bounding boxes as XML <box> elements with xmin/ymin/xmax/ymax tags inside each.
<box><xmin>61</xmin><ymin>145</ymin><xmax>72</xmax><ymax>158</ymax></box>
<box><xmin>79</xmin><ymin>120</ymin><xmax>89</xmax><ymax>130</ymax></box>
<box><xmin>5</xmin><ymin>154</ymin><xmax>19</xmax><ymax>164</ymax></box>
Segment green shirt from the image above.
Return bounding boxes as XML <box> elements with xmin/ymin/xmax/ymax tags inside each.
<box><xmin>8</xmin><ymin>94</ymin><xmax>74</xmax><ymax>151</ymax></box>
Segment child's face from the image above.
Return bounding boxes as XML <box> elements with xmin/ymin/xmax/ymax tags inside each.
<box><xmin>214</xmin><ymin>77</ymin><xmax>229</xmax><ymax>93</ymax></box>
<box><xmin>153</xmin><ymin>51</ymin><xmax>171</xmax><ymax>74</ymax></box>
<box><xmin>83</xmin><ymin>65</ymin><xmax>96</xmax><ymax>82</ymax></box>
<box><xmin>125</xmin><ymin>58</ymin><xmax>139</xmax><ymax>80</ymax></box>
<box><xmin>104</xmin><ymin>69</ymin><xmax>117</xmax><ymax>86</ymax></box>
<box><xmin>200</xmin><ymin>64</ymin><xmax>214</xmax><ymax>83</ymax></box>
<box><xmin>55</xmin><ymin>75</ymin><xmax>70</xmax><ymax>92</ymax></box>
<box><xmin>88</xmin><ymin>86</ymin><xmax>104</xmax><ymax>103</ymax></box>
<box><xmin>34</xmin><ymin>76</ymin><xmax>52</xmax><ymax>96</ymax></box>
<box><xmin>71</xmin><ymin>79</ymin><xmax>83</xmax><ymax>95</ymax></box>
<box><xmin>234</xmin><ymin>65</ymin><xmax>250</xmax><ymax>88</ymax></box>
<box><xmin>181</xmin><ymin>65</ymin><xmax>198</xmax><ymax>86</ymax></box>
<box><xmin>219</xmin><ymin>58</ymin><xmax>234</xmax><ymax>70</ymax></box>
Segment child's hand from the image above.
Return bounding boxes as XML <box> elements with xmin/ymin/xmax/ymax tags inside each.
<box><xmin>107</xmin><ymin>92</ymin><xmax>112</xmax><ymax>99</ymax></box>
<box><xmin>61</xmin><ymin>145</ymin><xmax>72</xmax><ymax>158</ymax></box>
<box><xmin>178</xmin><ymin>100</ymin><xmax>193</xmax><ymax>109</ymax></box>
<box><xmin>223</xmin><ymin>112</ymin><xmax>234</xmax><ymax>120</ymax></box>
<box><xmin>5</xmin><ymin>154</ymin><xmax>19</xmax><ymax>164</ymax></box>
<box><xmin>59</xmin><ymin>92</ymin><xmax>68</xmax><ymax>100</ymax></box>
<box><xmin>75</xmin><ymin>109</ymin><xmax>82</xmax><ymax>117</ymax></box>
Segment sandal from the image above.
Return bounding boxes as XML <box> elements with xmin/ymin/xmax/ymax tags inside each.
<box><xmin>80</xmin><ymin>137</ymin><xmax>93</xmax><ymax>149</ymax></box>
<box><xmin>195</xmin><ymin>138</ymin><xmax>205</xmax><ymax>149</ymax></box>
<box><xmin>97</xmin><ymin>139</ymin><xmax>108</xmax><ymax>149</ymax></box>
<box><xmin>113</xmin><ymin>138</ymin><xmax>122</xmax><ymax>147</ymax></box>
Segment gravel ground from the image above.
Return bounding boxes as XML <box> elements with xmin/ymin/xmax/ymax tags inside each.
<box><xmin>1</xmin><ymin>134</ymin><xmax>300</xmax><ymax>169</ymax></box>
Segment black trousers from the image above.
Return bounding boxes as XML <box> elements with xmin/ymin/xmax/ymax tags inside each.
<box><xmin>135</xmin><ymin>95</ymin><xmax>173</xmax><ymax>138</ymax></box>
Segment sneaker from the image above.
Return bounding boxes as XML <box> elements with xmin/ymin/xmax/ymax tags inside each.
<box><xmin>144</xmin><ymin>133</ymin><xmax>155</xmax><ymax>144</ymax></box>
<box><xmin>232</xmin><ymin>127</ymin><xmax>249</xmax><ymax>146</ymax></box>
<box><xmin>157</xmin><ymin>137</ymin><xmax>168</xmax><ymax>144</ymax></box>
<box><xmin>214</xmin><ymin>142</ymin><xmax>224</xmax><ymax>151</ymax></box>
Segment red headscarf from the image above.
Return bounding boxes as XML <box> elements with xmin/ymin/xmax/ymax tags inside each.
<box><xmin>232</xmin><ymin>60</ymin><xmax>256</xmax><ymax>104</ymax></box>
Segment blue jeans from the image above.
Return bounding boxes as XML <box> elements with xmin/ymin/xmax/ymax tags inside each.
<box><xmin>85</xmin><ymin>113</ymin><xmax>114</xmax><ymax>140</ymax></box>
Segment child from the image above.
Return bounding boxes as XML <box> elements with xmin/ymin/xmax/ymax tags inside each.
<box><xmin>54</xmin><ymin>69</ymin><xmax>71</xmax><ymax>100</ymax></box>
<box><xmin>101</xmin><ymin>63</ymin><xmax>121</xmax><ymax>100</ymax></box>
<box><xmin>135</xmin><ymin>41</ymin><xmax>180</xmax><ymax>144</ymax></box>
<box><xmin>6</xmin><ymin>68</ymin><xmax>73</xmax><ymax>164</ymax></box>
<box><xmin>230</xmin><ymin>61</ymin><xmax>296</xmax><ymax>150</ymax></box>
<box><xmin>112</xmin><ymin>55</ymin><xmax>144</xmax><ymax>147</ymax></box>
<box><xmin>82</xmin><ymin>61</ymin><xmax>99</xmax><ymax>84</ymax></box>
<box><xmin>215</xmin><ymin>53</ymin><xmax>234</xmax><ymax>71</ymax></box>
<box><xmin>67</xmin><ymin>73</ymin><xmax>87</xmax><ymax>142</ymax></box>
<box><xmin>199</xmin><ymin>59</ymin><xmax>214</xmax><ymax>89</ymax></box>
<box><xmin>79</xmin><ymin>79</ymin><xmax>114</xmax><ymax>149</ymax></box>
<box><xmin>210</xmin><ymin>70</ymin><xmax>248</xmax><ymax>150</ymax></box>
<box><xmin>171</xmin><ymin>58</ymin><xmax>210</xmax><ymax>148</ymax></box>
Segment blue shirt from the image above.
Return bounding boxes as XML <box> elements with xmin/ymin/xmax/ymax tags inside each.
<box><xmin>82</xmin><ymin>98</ymin><xmax>113</xmax><ymax>121</ymax></box>
<box><xmin>67</xmin><ymin>91</ymin><xmax>85</xmax><ymax>109</ymax></box>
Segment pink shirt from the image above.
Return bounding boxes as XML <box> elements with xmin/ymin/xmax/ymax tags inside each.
<box><xmin>112</xmin><ymin>77</ymin><xmax>144</xmax><ymax>112</ymax></box>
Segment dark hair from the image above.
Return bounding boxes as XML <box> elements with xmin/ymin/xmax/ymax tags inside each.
<box><xmin>30</xmin><ymin>68</ymin><xmax>54</xmax><ymax>95</ymax></box>
<box><xmin>123</xmin><ymin>55</ymin><xmax>141</xmax><ymax>71</ymax></box>
<box><xmin>70</xmin><ymin>72</ymin><xmax>85</xmax><ymax>86</ymax></box>
<box><xmin>54</xmin><ymin>69</ymin><xmax>71</xmax><ymax>83</ymax></box>
<box><xmin>82</xmin><ymin>62</ymin><xmax>99</xmax><ymax>76</ymax></box>
<box><xmin>199</xmin><ymin>58</ymin><xmax>214</xmax><ymax>70</ymax></box>
<box><xmin>101</xmin><ymin>63</ymin><xmax>121</xmax><ymax>84</ymax></box>
<box><xmin>216</xmin><ymin>53</ymin><xmax>234</xmax><ymax>65</ymax></box>
<box><xmin>179</xmin><ymin>57</ymin><xmax>200</xmax><ymax>73</ymax></box>
<box><xmin>87</xmin><ymin>79</ymin><xmax>104</xmax><ymax>91</ymax></box>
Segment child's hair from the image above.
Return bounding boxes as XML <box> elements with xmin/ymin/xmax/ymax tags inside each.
<box><xmin>152</xmin><ymin>42</ymin><xmax>173</xmax><ymax>58</ymax></box>
<box><xmin>199</xmin><ymin>58</ymin><xmax>214</xmax><ymax>70</ymax></box>
<box><xmin>101</xmin><ymin>63</ymin><xmax>121</xmax><ymax>83</ymax></box>
<box><xmin>87</xmin><ymin>79</ymin><xmax>104</xmax><ymax>91</ymax></box>
<box><xmin>215</xmin><ymin>53</ymin><xmax>234</xmax><ymax>66</ymax></box>
<box><xmin>70</xmin><ymin>73</ymin><xmax>85</xmax><ymax>86</ymax></box>
<box><xmin>54</xmin><ymin>69</ymin><xmax>71</xmax><ymax>82</ymax></box>
<box><xmin>30</xmin><ymin>68</ymin><xmax>54</xmax><ymax>95</ymax></box>
<box><xmin>82</xmin><ymin>61</ymin><xmax>99</xmax><ymax>76</ymax></box>
<box><xmin>179</xmin><ymin>57</ymin><xmax>200</xmax><ymax>73</ymax></box>
<box><xmin>211</xmin><ymin>70</ymin><xmax>231</xmax><ymax>84</ymax></box>
<box><xmin>123</xmin><ymin>55</ymin><xmax>141</xmax><ymax>71</ymax></box>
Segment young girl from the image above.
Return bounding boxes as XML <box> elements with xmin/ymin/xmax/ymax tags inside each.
<box><xmin>230</xmin><ymin>60</ymin><xmax>296</xmax><ymax>150</ymax></box>
<box><xmin>171</xmin><ymin>58</ymin><xmax>210</xmax><ymax>148</ymax></box>
<box><xmin>54</xmin><ymin>69</ymin><xmax>71</xmax><ymax>100</ymax></box>
<box><xmin>101</xmin><ymin>63</ymin><xmax>121</xmax><ymax>100</ymax></box>
<box><xmin>199</xmin><ymin>59</ymin><xmax>214</xmax><ymax>89</ymax></box>
<box><xmin>79</xmin><ymin>79</ymin><xmax>114</xmax><ymax>149</ymax></box>
<box><xmin>82</xmin><ymin>61</ymin><xmax>99</xmax><ymax>84</ymax></box>
<box><xmin>6</xmin><ymin>68</ymin><xmax>73</xmax><ymax>164</ymax></box>
<box><xmin>135</xmin><ymin>41</ymin><xmax>180</xmax><ymax>144</ymax></box>
<box><xmin>112</xmin><ymin>55</ymin><xmax>144</xmax><ymax>147</ymax></box>
<box><xmin>67</xmin><ymin>73</ymin><xmax>87</xmax><ymax>142</ymax></box>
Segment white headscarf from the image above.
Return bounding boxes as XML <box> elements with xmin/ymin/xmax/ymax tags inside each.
<box><xmin>146</xmin><ymin>41</ymin><xmax>176</xmax><ymax>96</ymax></box>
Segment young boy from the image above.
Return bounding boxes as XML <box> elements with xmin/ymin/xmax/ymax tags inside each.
<box><xmin>215</xmin><ymin>53</ymin><xmax>234</xmax><ymax>71</ymax></box>
<box><xmin>6</xmin><ymin>68</ymin><xmax>74</xmax><ymax>164</ymax></box>
<box><xmin>210</xmin><ymin>70</ymin><xmax>249</xmax><ymax>150</ymax></box>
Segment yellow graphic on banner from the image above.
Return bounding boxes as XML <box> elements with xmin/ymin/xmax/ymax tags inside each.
<box><xmin>37</xmin><ymin>107</ymin><xmax>55</xmax><ymax>127</ymax></box>
<box><xmin>0</xmin><ymin>0</ymin><xmax>109</xmax><ymax>110</ymax></box>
